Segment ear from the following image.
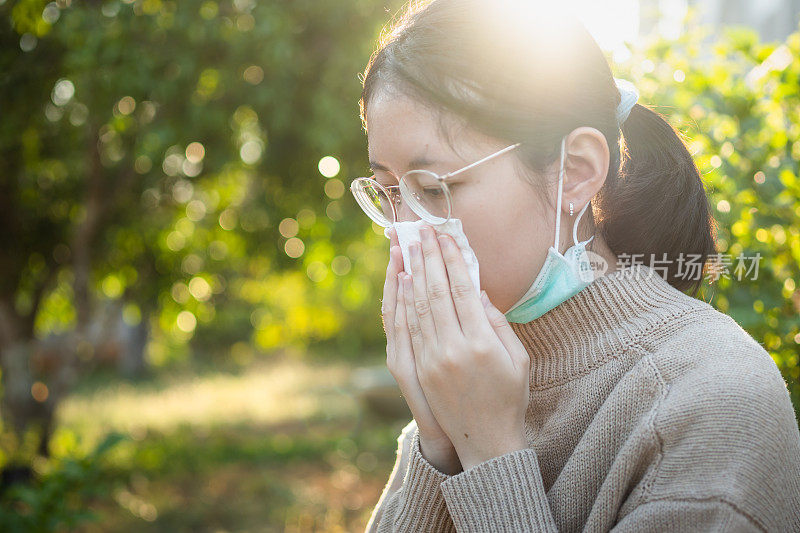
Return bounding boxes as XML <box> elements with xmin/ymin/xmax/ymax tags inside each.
<box><xmin>561</xmin><ymin>127</ymin><xmax>610</xmax><ymax>214</ymax></box>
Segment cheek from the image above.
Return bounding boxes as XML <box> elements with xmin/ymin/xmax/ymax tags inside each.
<box><xmin>459</xmin><ymin>184</ymin><xmax>550</xmax><ymax>310</ymax></box>
<box><xmin>458</xmin><ymin>196</ymin><xmax>523</xmax><ymax>267</ymax></box>
<box><xmin>460</xmin><ymin>184</ymin><xmax>538</xmax><ymax>259</ymax></box>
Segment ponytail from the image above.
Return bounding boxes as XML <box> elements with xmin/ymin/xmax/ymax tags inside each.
<box><xmin>597</xmin><ymin>103</ymin><xmax>718</xmax><ymax>296</ymax></box>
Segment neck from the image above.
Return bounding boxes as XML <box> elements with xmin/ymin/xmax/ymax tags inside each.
<box><xmin>509</xmin><ymin>263</ymin><xmax>710</xmax><ymax>389</ymax></box>
<box><xmin>586</xmin><ymin>234</ymin><xmax>619</xmax><ymax>276</ymax></box>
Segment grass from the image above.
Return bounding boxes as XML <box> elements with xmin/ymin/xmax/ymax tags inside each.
<box><xmin>49</xmin><ymin>352</ymin><xmax>410</xmax><ymax>532</ymax></box>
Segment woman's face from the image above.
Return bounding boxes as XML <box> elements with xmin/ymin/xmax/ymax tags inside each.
<box><xmin>366</xmin><ymin>91</ymin><xmax>557</xmax><ymax>314</ymax></box>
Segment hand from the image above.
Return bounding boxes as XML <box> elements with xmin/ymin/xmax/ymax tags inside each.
<box><xmin>401</xmin><ymin>225</ymin><xmax>531</xmax><ymax>471</ymax></box>
<box><xmin>381</xmin><ymin>226</ymin><xmax>462</xmax><ymax>475</ymax></box>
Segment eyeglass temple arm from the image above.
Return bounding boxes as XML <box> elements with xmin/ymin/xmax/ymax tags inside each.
<box><xmin>440</xmin><ymin>142</ymin><xmax>522</xmax><ymax>180</ymax></box>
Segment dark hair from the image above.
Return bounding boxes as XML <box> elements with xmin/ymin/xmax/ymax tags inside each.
<box><xmin>358</xmin><ymin>0</ymin><xmax>717</xmax><ymax>296</ymax></box>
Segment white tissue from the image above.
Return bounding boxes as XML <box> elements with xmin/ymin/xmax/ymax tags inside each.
<box><xmin>383</xmin><ymin>218</ymin><xmax>481</xmax><ymax>296</ymax></box>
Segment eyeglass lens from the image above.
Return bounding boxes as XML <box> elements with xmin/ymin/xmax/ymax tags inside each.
<box><xmin>352</xmin><ymin>175</ymin><xmax>450</xmax><ymax>226</ymax></box>
<box><xmin>368</xmin><ymin>183</ymin><xmax>396</xmax><ymax>225</ymax></box>
<box><xmin>400</xmin><ymin>170</ymin><xmax>449</xmax><ymax>223</ymax></box>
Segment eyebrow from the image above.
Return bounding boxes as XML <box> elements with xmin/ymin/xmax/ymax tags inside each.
<box><xmin>369</xmin><ymin>156</ymin><xmax>441</xmax><ymax>174</ymax></box>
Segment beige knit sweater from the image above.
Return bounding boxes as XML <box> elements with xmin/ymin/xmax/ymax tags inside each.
<box><xmin>365</xmin><ymin>263</ymin><xmax>800</xmax><ymax>532</ymax></box>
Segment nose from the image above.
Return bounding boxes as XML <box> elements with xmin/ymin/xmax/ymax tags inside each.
<box><xmin>395</xmin><ymin>202</ymin><xmax>421</xmax><ymax>223</ymax></box>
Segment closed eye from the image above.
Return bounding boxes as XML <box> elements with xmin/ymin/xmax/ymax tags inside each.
<box><xmin>372</xmin><ymin>179</ymin><xmax>397</xmax><ymax>189</ymax></box>
<box><xmin>370</xmin><ymin>170</ymin><xmax>398</xmax><ymax>186</ymax></box>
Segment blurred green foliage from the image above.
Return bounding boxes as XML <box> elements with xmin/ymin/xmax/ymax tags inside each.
<box><xmin>0</xmin><ymin>0</ymin><xmax>797</xmax><ymax>407</ymax></box>
<box><xmin>0</xmin><ymin>431</ymin><xmax>127</xmax><ymax>531</ymax></box>
<box><xmin>1</xmin><ymin>0</ymin><xmax>797</xmax><ymax>406</ymax></box>
<box><xmin>1</xmin><ymin>0</ymin><xmax>394</xmax><ymax>373</ymax></box>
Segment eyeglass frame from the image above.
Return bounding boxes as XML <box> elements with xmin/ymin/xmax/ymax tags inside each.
<box><xmin>350</xmin><ymin>141</ymin><xmax>522</xmax><ymax>226</ymax></box>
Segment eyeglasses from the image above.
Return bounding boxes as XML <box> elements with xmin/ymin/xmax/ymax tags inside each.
<box><xmin>349</xmin><ymin>142</ymin><xmax>521</xmax><ymax>227</ymax></box>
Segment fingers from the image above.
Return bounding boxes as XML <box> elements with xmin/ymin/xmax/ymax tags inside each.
<box><xmin>393</xmin><ymin>272</ymin><xmax>414</xmax><ymax>364</ymax></box>
<box><xmin>437</xmin><ymin>233</ymin><xmax>492</xmax><ymax>338</ymax></box>
<box><xmin>413</xmin><ymin>227</ymin><xmax>462</xmax><ymax>340</ymax></box>
<box><xmin>382</xmin><ymin>244</ymin><xmax>403</xmax><ymax>339</ymax></box>
<box><xmin>389</xmin><ymin>225</ymin><xmax>400</xmax><ymax>250</ymax></box>
<box><xmin>480</xmin><ymin>291</ymin><xmax>530</xmax><ymax>371</ymax></box>
<box><xmin>406</xmin><ymin>242</ymin><xmax>449</xmax><ymax>356</ymax></box>
<box><xmin>402</xmin><ymin>272</ymin><xmax>428</xmax><ymax>365</ymax></box>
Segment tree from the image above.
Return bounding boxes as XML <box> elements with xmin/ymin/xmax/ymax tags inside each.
<box><xmin>0</xmin><ymin>0</ymin><xmax>396</xmax><ymax>469</ymax></box>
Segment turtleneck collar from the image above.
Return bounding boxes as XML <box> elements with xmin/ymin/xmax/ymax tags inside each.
<box><xmin>509</xmin><ymin>263</ymin><xmax>712</xmax><ymax>389</ymax></box>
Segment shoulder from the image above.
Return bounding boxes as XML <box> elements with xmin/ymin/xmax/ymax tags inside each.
<box><xmin>647</xmin><ymin>304</ymin><xmax>790</xmax><ymax>412</ymax></box>
<box><xmin>629</xmin><ymin>283</ymin><xmax>795</xmax><ymax>419</ymax></box>
<box><xmin>647</xmin><ymin>303</ymin><xmax>795</xmax><ymax>440</ymax></box>
<box><xmin>641</xmin><ymin>306</ymin><xmax>800</xmax><ymax>525</ymax></box>
<box><xmin>651</xmin><ymin>322</ymin><xmax>798</xmax><ymax>459</ymax></box>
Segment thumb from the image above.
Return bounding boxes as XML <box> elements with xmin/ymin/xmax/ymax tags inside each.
<box><xmin>481</xmin><ymin>291</ymin><xmax>529</xmax><ymax>367</ymax></box>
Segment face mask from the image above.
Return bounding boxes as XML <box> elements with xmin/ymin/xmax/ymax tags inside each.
<box><xmin>504</xmin><ymin>135</ymin><xmax>596</xmax><ymax>324</ymax></box>
<box><xmin>383</xmin><ymin>217</ymin><xmax>481</xmax><ymax>297</ymax></box>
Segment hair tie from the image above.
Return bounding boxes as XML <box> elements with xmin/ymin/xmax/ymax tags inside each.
<box><xmin>614</xmin><ymin>77</ymin><xmax>639</xmax><ymax>126</ymax></box>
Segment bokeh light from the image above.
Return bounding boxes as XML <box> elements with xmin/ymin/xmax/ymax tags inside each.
<box><xmin>284</xmin><ymin>238</ymin><xmax>305</xmax><ymax>258</ymax></box>
<box><xmin>177</xmin><ymin>310</ymin><xmax>197</xmax><ymax>332</ymax></box>
<box><xmin>318</xmin><ymin>156</ymin><xmax>340</xmax><ymax>178</ymax></box>
<box><xmin>279</xmin><ymin>218</ymin><xmax>299</xmax><ymax>238</ymax></box>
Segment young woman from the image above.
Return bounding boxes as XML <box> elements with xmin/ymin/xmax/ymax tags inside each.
<box><xmin>351</xmin><ymin>1</ymin><xmax>800</xmax><ymax>531</ymax></box>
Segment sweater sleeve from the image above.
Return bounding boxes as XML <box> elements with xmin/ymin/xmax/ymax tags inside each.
<box><xmin>439</xmin><ymin>447</ymin><xmax>558</xmax><ymax>532</ymax></box>
<box><xmin>365</xmin><ymin>419</ymin><xmax>458</xmax><ymax>533</ymax></box>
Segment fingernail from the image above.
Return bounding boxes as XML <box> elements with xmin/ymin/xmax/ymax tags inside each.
<box><xmin>421</xmin><ymin>226</ymin><xmax>434</xmax><ymax>242</ymax></box>
<box><xmin>480</xmin><ymin>291</ymin><xmax>490</xmax><ymax>308</ymax></box>
<box><xmin>437</xmin><ymin>234</ymin><xmax>452</xmax><ymax>250</ymax></box>
<box><xmin>410</xmin><ymin>242</ymin><xmax>420</xmax><ymax>259</ymax></box>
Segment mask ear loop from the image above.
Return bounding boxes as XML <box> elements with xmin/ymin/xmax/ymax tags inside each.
<box><xmin>556</xmin><ymin>135</ymin><xmax>596</xmax><ymax>251</ymax></box>
<box><xmin>572</xmin><ymin>202</ymin><xmax>594</xmax><ymax>247</ymax></box>
<box><xmin>553</xmin><ymin>136</ymin><xmax>567</xmax><ymax>252</ymax></box>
